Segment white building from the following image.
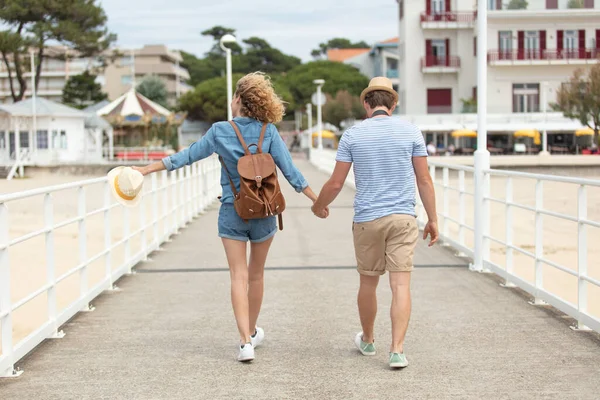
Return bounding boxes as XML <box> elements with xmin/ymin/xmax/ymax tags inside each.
<box><xmin>397</xmin><ymin>0</ymin><xmax>599</xmax><ymax>115</ymax></box>
<box><xmin>0</xmin><ymin>98</ymin><xmax>111</xmax><ymax>173</ymax></box>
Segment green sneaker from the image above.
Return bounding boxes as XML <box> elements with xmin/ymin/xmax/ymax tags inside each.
<box><xmin>354</xmin><ymin>332</ymin><xmax>376</xmax><ymax>356</ymax></box>
<box><xmin>389</xmin><ymin>352</ymin><xmax>409</xmax><ymax>368</ymax></box>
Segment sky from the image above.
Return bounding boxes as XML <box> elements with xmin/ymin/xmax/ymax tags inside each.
<box><xmin>99</xmin><ymin>0</ymin><xmax>399</xmax><ymax>60</ymax></box>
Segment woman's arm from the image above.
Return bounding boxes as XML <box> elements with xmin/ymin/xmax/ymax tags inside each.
<box><xmin>269</xmin><ymin>127</ymin><xmax>311</xmax><ymax>195</ymax></box>
<box><xmin>135</xmin><ymin>126</ymin><xmax>217</xmax><ymax>176</ymax></box>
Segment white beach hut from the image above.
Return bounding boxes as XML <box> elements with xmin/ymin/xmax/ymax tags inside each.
<box><xmin>0</xmin><ymin>98</ymin><xmax>111</xmax><ymax>172</ymax></box>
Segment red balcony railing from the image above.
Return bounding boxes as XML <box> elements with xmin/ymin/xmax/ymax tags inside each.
<box><xmin>488</xmin><ymin>48</ymin><xmax>600</xmax><ymax>62</ymax></box>
<box><xmin>421</xmin><ymin>56</ymin><xmax>461</xmax><ymax>69</ymax></box>
<box><xmin>420</xmin><ymin>11</ymin><xmax>476</xmax><ymax>23</ymax></box>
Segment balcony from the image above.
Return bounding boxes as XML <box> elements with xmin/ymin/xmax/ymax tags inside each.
<box><xmin>421</xmin><ymin>56</ymin><xmax>461</xmax><ymax>73</ymax></box>
<box><xmin>488</xmin><ymin>49</ymin><xmax>600</xmax><ymax>65</ymax></box>
<box><xmin>420</xmin><ymin>11</ymin><xmax>476</xmax><ymax>29</ymax></box>
<box><xmin>386</xmin><ymin>69</ymin><xmax>399</xmax><ymax>78</ymax></box>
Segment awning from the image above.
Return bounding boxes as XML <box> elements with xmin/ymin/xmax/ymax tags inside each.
<box><xmin>451</xmin><ymin>129</ymin><xmax>477</xmax><ymax>138</ymax></box>
<box><xmin>514</xmin><ymin>129</ymin><xmax>541</xmax><ymax>145</ymax></box>
<box><xmin>312</xmin><ymin>130</ymin><xmax>337</xmax><ymax>140</ymax></box>
<box><xmin>575</xmin><ymin>127</ymin><xmax>594</xmax><ymax>136</ymax></box>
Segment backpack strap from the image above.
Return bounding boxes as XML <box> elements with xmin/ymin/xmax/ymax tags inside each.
<box><xmin>218</xmin><ymin>156</ymin><xmax>238</xmax><ymax>196</ymax></box>
<box><xmin>278</xmin><ymin>213</ymin><xmax>283</xmax><ymax>231</ymax></box>
<box><xmin>229</xmin><ymin>121</ymin><xmax>251</xmax><ymax>156</ymax></box>
<box><xmin>256</xmin><ymin>123</ymin><xmax>267</xmax><ymax>154</ymax></box>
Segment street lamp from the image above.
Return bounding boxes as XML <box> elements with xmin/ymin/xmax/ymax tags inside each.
<box><xmin>313</xmin><ymin>79</ymin><xmax>325</xmax><ymax>150</ymax></box>
<box><xmin>220</xmin><ymin>34</ymin><xmax>237</xmax><ymax>121</ymax></box>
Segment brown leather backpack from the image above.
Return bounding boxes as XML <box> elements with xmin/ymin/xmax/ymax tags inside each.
<box><xmin>219</xmin><ymin>121</ymin><xmax>286</xmax><ymax>230</ymax></box>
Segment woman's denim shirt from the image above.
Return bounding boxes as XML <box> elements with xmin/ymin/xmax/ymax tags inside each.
<box><xmin>162</xmin><ymin>117</ymin><xmax>308</xmax><ymax>204</ymax></box>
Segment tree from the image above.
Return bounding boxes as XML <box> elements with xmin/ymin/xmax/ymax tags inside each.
<box><xmin>506</xmin><ymin>0</ymin><xmax>528</xmax><ymax>8</ymax></box>
<box><xmin>241</xmin><ymin>37</ymin><xmax>301</xmax><ymax>74</ymax></box>
<box><xmin>201</xmin><ymin>25</ymin><xmax>242</xmax><ymax>56</ymax></box>
<box><xmin>137</xmin><ymin>75</ymin><xmax>169</xmax><ymax>108</ymax></box>
<box><xmin>178</xmin><ymin>73</ymin><xmax>295</xmax><ymax>123</ymax></box>
<box><xmin>312</xmin><ymin>38</ymin><xmax>370</xmax><ymax>59</ymax></box>
<box><xmin>62</xmin><ymin>71</ymin><xmax>107</xmax><ymax>109</ymax></box>
<box><xmin>282</xmin><ymin>61</ymin><xmax>370</xmax><ymax>107</ymax></box>
<box><xmin>460</xmin><ymin>97</ymin><xmax>477</xmax><ymax>113</ymax></box>
<box><xmin>552</xmin><ymin>64</ymin><xmax>600</xmax><ymax>145</ymax></box>
<box><xmin>567</xmin><ymin>0</ymin><xmax>584</xmax><ymax>7</ymax></box>
<box><xmin>0</xmin><ymin>0</ymin><xmax>115</xmax><ymax>102</ymax></box>
<box><xmin>322</xmin><ymin>91</ymin><xmax>365</xmax><ymax>128</ymax></box>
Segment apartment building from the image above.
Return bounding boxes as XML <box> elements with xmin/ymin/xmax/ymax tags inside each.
<box><xmin>0</xmin><ymin>44</ymin><xmax>191</xmax><ymax>107</ymax></box>
<box><xmin>396</xmin><ymin>0</ymin><xmax>600</xmax><ymax>115</ymax></box>
<box><xmin>102</xmin><ymin>45</ymin><xmax>191</xmax><ymax>106</ymax></box>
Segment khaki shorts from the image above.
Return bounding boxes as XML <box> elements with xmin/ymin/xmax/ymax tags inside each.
<box><xmin>353</xmin><ymin>214</ymin><xmax>419</xmax><ymax>276</ymax></box>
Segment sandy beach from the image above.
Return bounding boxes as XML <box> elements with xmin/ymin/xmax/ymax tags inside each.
<box><xmin>1</xmin><ymin>164</ymin><xmax>599</xmax><ymax>355</ymax></box>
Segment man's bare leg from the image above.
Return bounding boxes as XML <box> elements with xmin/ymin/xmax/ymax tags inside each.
<box><xmin>389</xmin><ymin>271</ymin><xmax>411</xmax><ymax>353</ymax></box>
<box><xmin>358</xmin><ymin>274</ymin><xmax>380</xmax><ymax>343</ymax></box>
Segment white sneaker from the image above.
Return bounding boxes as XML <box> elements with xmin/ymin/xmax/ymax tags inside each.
<box><xmin>237</xmin><ymin>343</ymin><xmax>255</xmax><ymax>362</ymax></box>
<box><xmin>251</xmin><ymin>327</ymin><xmax>265</xmax><ymax>348</ymax></box>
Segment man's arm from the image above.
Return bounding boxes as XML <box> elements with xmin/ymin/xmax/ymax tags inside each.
<box><xmin>413</xmin><ymin>156</ymin><xmax>439</xmax><ymax>246</ymax></box>
<box><xmin>312</xmin><ymin>161</ymin><xmax>352</xmax><ymax>218</ymax></box>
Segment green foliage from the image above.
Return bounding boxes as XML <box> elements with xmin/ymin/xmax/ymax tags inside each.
<box><xmin>567</xmin><ymin>0</ymin><xmax>584</xmax><ymax>8</ymax></box>
<box><xmin>506</xmin><ymin>0</ymin><xmax>528</xmax><ymax>9</ymax></box>
<box><xmin>312</xmin><ymin>38</ymin><xmax>371</xmax><ymax>59</ymax></box>
<box><xmin>136</xmin><ymin>75</ymin><xmax>169</xmax><ymax>108</ymax></box>
<box><xmin>281</xmin><ymin>61</ymin><xmax>370</xmax><ymax>107</ymax></box>
<box><xmin>62</xmin><ymin>71</ymin><xmax>107</xmax><ymax>109</ymax></box>
<box><xmin>201</xmin><ymin>25</ymin><xmax>242</xmax><ymax>56</ymax></box>
<box><xmin>460</xmin><ymin>97</ymin><xmax>477</xmax><ymax>113</ymax></box>
<box><xmin>322</xmin><ymin>91</ymin><xmax>365</xmax><ymax>128</ymax></box>
<box><xmin>552</xmin><ymin>64</ymin><xmax>600</xmax><ymax>144</ymax></box>
<box><xmin>0</xmin><ymin>0</ymin><xmax>115</xmax><ymax>101</ymax></box>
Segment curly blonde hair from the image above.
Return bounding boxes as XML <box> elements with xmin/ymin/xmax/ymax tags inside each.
<box><xmin>235</xmin><ymin>72</ymin><xmax>285</xmax><ymax>124</ymax></box>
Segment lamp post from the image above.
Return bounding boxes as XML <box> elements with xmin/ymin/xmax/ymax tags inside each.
<box><xmin>313</xmin><ymin>79</ymin><xmax>325</xmax><ymax>150</ymax></box>
<box><xmin>540</xmin><ymin>81</ymin><xmax>550</xmax><ymax>156</ymax></box>
<box><xmin>30</xmin><ymin>49</ymin><xmax>37</xmax><ymax>163</ymax></box>
<box><xmin>220</xmin><ymin>34</ymin><xmax>237</xmax><ymax>121</ymax></box>
<box><xmin>306</xmin><ymin>103</ymin><xmax>312</xmax><ymax>156</ymax></box>
<box><xmin>472</xmin><ymin>0</ymin><xmax>490</xmax><ymax>272</ymax></box>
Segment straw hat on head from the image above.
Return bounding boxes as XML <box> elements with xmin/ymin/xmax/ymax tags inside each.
<box><xmin>360</xmin><ymin>76</ymin><xmax>399</xmax><ymax>104</ymax></box>
<box><xmin>107</xmin><ymin>166</ymin><xmax>144</xmax><ymax>207</ymax></box>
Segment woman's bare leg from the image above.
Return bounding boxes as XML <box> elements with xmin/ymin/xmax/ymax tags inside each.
<box><xmin>248</xmin><ymin>237</ymin><xmax>274</xmax><ymax>332</ymax></box>
<box><xmin>222</xmin><ymin>238</ymin><xmax>251</xmax><ymax>344</ymax></box>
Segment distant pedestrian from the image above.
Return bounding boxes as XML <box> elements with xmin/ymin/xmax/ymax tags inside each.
<box><xmin>312</xmin><ymin>77</ymin><xmax>438</xmax><ymax>369</ymax></box>
<box><xmin>427</xmin><ymin>142</ymin><xmax>437</xmax><ymax>156</ymax></box>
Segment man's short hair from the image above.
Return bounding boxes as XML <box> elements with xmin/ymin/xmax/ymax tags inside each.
<box><xmin>364</xmin><ymin>90</ymin><xmax>396</xmax><ymax>109</ymax></box>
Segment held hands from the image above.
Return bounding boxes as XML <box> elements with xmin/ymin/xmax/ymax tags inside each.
<box><xmin>423</xmin><ymin>220</ymin><xmax>439</xmax><ymax>247</ymax></box>
<box><xmin>311</xmin><ymin>202</ymin><xmax>329</xmax><ymax>219</ymax></box>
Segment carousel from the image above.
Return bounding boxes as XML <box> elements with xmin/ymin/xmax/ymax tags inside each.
<box><xmin>96</xmin><ymin>88</ymin><xmax>186</xmax><ymax>148</ymax></box>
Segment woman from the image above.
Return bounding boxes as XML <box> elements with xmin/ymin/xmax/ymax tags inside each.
<box><xmin>133</xmin><ymin>72</ymin><xmax>320</xmax><ymax>362</ymax></box>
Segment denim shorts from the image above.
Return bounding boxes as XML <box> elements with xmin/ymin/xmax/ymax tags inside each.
<box><xmin>218</xmin><ymin>203</ymin><xmax>277</xmax><ymax>243</ymax></box>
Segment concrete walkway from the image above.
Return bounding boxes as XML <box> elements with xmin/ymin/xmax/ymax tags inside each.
<box><xmin>1</xmin><ymin>160</ymin><xmax>600</xmax><ymax>399</ymax></box>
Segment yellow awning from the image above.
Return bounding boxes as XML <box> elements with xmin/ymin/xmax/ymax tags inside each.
<box><xmin>575</xmin><ymin>127</ymin><xmax>594</xmax><ymax>136</ymax></box>
<box><xmin>312</xmin><ymin>130</ymin><xmax>337</xmax><ymax>140</ymax></box>
<box><xmin>451</xmin><ymin>129</ymin><xmax>477</xmax><ymax>138</ymax></box>
<box><xmin>514</xmin><ymin>129</ymin><xmax>541</xmax><ymax>145</ymax></box>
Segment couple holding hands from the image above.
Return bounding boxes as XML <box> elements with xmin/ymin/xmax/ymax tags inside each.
<box><xmin>132</xmin><ymin>72</ymin><xmax>438</xmax><ymax>369</ymax></box>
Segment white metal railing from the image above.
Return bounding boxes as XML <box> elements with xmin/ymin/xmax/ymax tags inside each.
<box><xmin>310</xmin><ymin>149</ymin><xmax>600</xmax><ymax>333</ymax></box>
<box><xmin>0</xmin><ymin>156</ymin><xmax>221</xmax><ymax>377</ymax></box>
<box><xmin>102</xmin><ymin>146</ymin><xmax>175</xmax><ymax>163</ymax></box>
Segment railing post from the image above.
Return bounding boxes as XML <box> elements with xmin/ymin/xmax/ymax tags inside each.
<box><xmin>171</xmin><ymin>171</ymin><xmax>178</xmax><ymax>234</ymax></box>
<box><xmin>178</xmin><ymin>168</ymin><xmax>185</xmax><ymax>227</ymax></box>
<box><xmin>572</xmin><ymin>185</ymin><xmax>590</xmax><ymax>331</ymax></box>
<box><xmin>185</xmin><ymin>165</ymin><xmax>192</xmax><ymax>222</ymax></box>
<box><xmin>0</xmin><ymin>203</ymin><xmax>21</xmax><ymax>378</ymax></box>
<box><xmin>103</xmin><ymin>182</ymin><xmax>114</xmax><ymax>290</ymax></box>
<box><xmin>162</xmin><ymin>170</ymin><xmax>169</xmax><ymax>241</ymax></box>
<box><xmin>78</xmin><ymin>187</ymin><xmax>92</xmax><ymax>311</ymax></box>
<box><xmin>151</xmin><ymin>173</ymin><xmax>159</xmax><ymax>250</ymax></box>
<box><xmin>140</xmin><ymin>182</ymin><xmax>147</xmax><ymax>261</ymax></box>
<box><xmin>531</xmin><ymin>179</ymin><xmax>546</xmax><ymax>305</ymax></box>
<box><xmin>44</xmin><ymin>194</ymin><xmax>63</xmax><ymax>338</ymax></box>
<box><xmin>442</xmin><ymin>167</ymin><xmax>449</xmax><ymax>239</ymax></box>
<box><xmin>458</xmin><ymin>170</ymin><xmax>465</xmax><ymax>248</ymax></box>
<box><xmin>123</xmin><ymin>205</ymin><xmax>131</xmax><ymax>274</ymax></box>
<box><xmin>502</xmin><ymin>177</ymin><xmax>516</xmax><ymax>288</ymax></box>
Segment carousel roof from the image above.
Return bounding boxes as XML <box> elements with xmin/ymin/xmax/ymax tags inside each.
<box><xmin>96</xmin><ymin>88</ymin><xmax>172</xmax><ymax>120</ymax></box>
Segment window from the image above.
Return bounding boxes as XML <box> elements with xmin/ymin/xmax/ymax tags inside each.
<box><xmin>0</xmin><ymin>131</ymin><xmax>5</xmax><ymax>149</ymax></box>
<box><xmin>19</xmin><ymin>131</ymin><xmax>29</xmax><ymax>148</ymax></box>
<box><xmin>499</xmin><ymin>31</ymin><xmax>512</xmax><ymax>59</ymax></box>
<box><xmin>564</xmin><ymin>30</ymin><xmax>579</xmax><ymax>57</ymax></box>
<box><xmin>431</xmin><ymin>0</ymin><xmax>445</xmax><ymax>14</ymax></box>
<box><xmin>546</xmin><ymin>0</ymin><xmax>558</xmax><ymax>8</ymax></box>
<box><xmin>431</xmin><ymin>39</ymin><xmax>446</xmax><ymax>64</ymax></box>
<box><xmin>52</xmin><ymin>130</ymin><xmax>67</xmax><ymax>149</ymax></box>
<box><xmin>399</xmin><ymin>0</ymin><xmax>404</xmax><ymax>19</ymax></box>
<box><xmin>120</xmin><ymin>56</ymin><xmax>133</xmax><ymax>66</ymax></box>
<box><xmin>513</xmin><ymin>83</ymin><xmax>540</xmax><ymax>113</ymax></box>
<box><xmin>121</xmin><ymin>75</ymin><xmax>132</xmax><ymax>85</ymax></box>
<box><xmin>524</xmin><ymin>31</ymin><xmax>540</xmax><ymax>58</ymax></box>
<box><xmin>36</xmin><ymin>130</ymin><xmax>49</xmax><ymax>149</ymax></box>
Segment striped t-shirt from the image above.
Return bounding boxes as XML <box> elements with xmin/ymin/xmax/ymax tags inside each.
<box><xmin>336</xmin><ymin>117</ymin><xmax>427</xmax><ymax>223</ymax></box>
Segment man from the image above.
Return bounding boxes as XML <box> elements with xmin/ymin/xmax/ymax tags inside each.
<box><xmin>427</xmin><ymin>141</ymin><xmax>437</xmax><ymax>156</ymax></box>
<box><xmin>312</xmin><ymin>77</ymin><xmax>438</xmax><ymax>369</ymax></box>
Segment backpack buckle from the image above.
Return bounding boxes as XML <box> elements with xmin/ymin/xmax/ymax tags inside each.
<box><xmin>255</xmin><ymin>176</ymin><xmax>263</xmax><ymax>188</ymax></box>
